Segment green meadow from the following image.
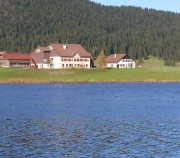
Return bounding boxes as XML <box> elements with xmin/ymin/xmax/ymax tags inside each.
<box><xmin>0</xmin><ymin>56</ymin><xmax>180</xmax><ymax>83</ymax></box>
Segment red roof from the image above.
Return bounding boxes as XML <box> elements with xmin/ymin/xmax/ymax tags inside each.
<box><xmin>30</xmin><ymin>44</ymin><xmax>93</xmax><ymax>64</ymax></box>
<box><xmin>2</xmin><ymin>54</ymin><xmax>31</xmax><ymax>60</ymax></box>
<box><xmin>106</xmin><ymin>54</ymin><xmax>130</xmax><ymax>63</ymax></box>
<box><xmin>31</xmin><ymin>47</ymin><xmax>48</xmax><ymax>63</ymax></box>
<box><xmin>49</xmin><ymin>44</ymin><xmax>92</xmax><ymax>58</ymax></box>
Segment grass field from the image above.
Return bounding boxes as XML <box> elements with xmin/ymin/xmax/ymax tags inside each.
<box><xmin>0</xmin><ymin>56</ymin><xmax>180</xmax><ymax>83</ymax></box>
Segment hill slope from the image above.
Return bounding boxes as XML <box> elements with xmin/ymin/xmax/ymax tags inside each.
<box><xmin>0</xmin><ymin>0</ymin><xmax>180</xmax><ymax>63</ymax></box>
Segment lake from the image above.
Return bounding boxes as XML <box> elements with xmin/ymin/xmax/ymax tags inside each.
<box><xmin>0</xmin><ymin>83</ymin><xmax>180</xmax><ymax>157</ymax></box>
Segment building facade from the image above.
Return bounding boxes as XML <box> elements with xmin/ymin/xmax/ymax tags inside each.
<box><xmin>0</xmin><ymin>52</ymin><xmax>31</xmax><ymax>68</ymax></box>
<box><xmin>31</xmin><ymin>44</ymin><xmax>93</xmax><ymax>69</ymax></box>
<box><xmin>106</xmin><ymin>54</ymin><xmax>136</xmax><ymax>68</ymax></box>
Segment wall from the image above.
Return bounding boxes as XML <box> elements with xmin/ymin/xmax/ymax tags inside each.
<box><xmin>107</xmin><ymin>63</ymin><xmax>117</xmax><ymax>68</ymax></box>
<box><xmin>0</xmin><ymin>59</ymin><xmax>10</xmax><ymax>67</ymax></box>
<box><xmin>107</xmin><ymin>59</ymin><xmax>136</xmax><ymax>68</ymax></box>
<box><xmin>50</xmin><ymin>56</ymin><xmax>91</xmax><ymax>69</ymax></box>
<box><xmin>50</xmin><ymin>56</ymin><xmax>61</xmax><ymax>69</ymax></box>
<box><xmin>117</xmin><ymin>59</ymin><xmax>136</xmax><ymax>68</ymax></box>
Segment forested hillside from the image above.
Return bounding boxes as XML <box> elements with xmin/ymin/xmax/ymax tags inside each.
<box><xmin>0</xmin><ymin>0</ymin><xmax>180</xmax><ymax>64</ymax></box>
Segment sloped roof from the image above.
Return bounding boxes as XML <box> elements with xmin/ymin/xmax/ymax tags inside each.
<box><xmin>30</xmin><ymin>47</ymin><xmax>58</xmax><ymax>63</ymax></box>
<box><xmin>106</xmin><ymin>54</ymin><xmax>129</xmax><ymax>63</ymax></box>
<box><xmin>2</xmin><ymin>54</ymin><xmax>31</xmax><ymax>60</ymax></box>
<box><xmin>49</xmin><ymin>44</ymin><xmax>92</xmax><ymax>58</ymax></box>
<box><xmin>37</xmin><ymin>47</ymin><xmax>51</xmax><ymax>52</ymax></box>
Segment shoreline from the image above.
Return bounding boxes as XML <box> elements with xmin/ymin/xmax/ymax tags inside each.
<box><xmin>0</xmin><ymin>79</ymin><xmax>180</xmax><ymax>84</ymax></box>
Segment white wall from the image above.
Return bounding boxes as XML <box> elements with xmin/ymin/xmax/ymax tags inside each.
<box><xmin>32</xmin><ymin>56</ymin><xmax>91</xmax><ymax>69</ymax></box>
<box><xmin>117</xmin><ymin>59</ymin><xmax>135</xmax><ymax>68</ymax></box>
<box><xmin>35</xmin><ymin>63</ymin><xmax>50</xmax><ymax>69</ymax></box>
<box><xmin>50</xmin><ymin>56</ymin><xmax>61</xmax><ymax>69</ymax></box>
<box><xmin>56</xmin><ymin>57</ymin><xmax>90</xmax><ymax>69</ymax></box>
<box><xmin>107</xmin><ymin>59</ymin><xmax>136</xmax><ymax>68</ymax></box>
<box><xmin>107</xmin><ymin>63</ymin><xmax>117</xmax><ymax>68</ymax></box>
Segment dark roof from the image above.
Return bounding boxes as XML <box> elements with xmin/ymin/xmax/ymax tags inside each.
<box><xmin>49</xmin><ymin>44</ymin><xmax>92</xmax><ymax>58</ymax></box>
<box><xmin>2</xmin><ymin>54</ymin><xmax>31</xmax><ymax>60</ymax></box>
<box><xmin>106</xmin><ymin>54</ymin><xmax>130</xmax><ymax>63</ymax></box>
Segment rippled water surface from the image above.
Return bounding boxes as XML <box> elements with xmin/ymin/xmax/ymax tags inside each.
<box><xmin>0</xmin><ymin>83</ymin><xmax>180</xmax><ymax>157</ymax></box>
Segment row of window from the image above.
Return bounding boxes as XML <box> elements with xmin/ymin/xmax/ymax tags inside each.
<box><xmin>111</xmin><ymin>63</ymin><xmax>134</xmax><ymax>68</ymax></box>
<box><xmin>119</xmin><ymin>64</ymin><xmax>126</xmax><ymax>67</ymax></box>
<box><xmin>10</xmin><ymin>63</ymin><xmax>30</xmax><ymax>68</ymax></box>
<box><xmin>110</xmin><ymin>64</ymin><xmax>127</xmax><ymax>68</ymax></box>
<box><xmin>62</xmin><ymin>64</ymin><xmax>89</xmax><ymax>68</ymax></box>
<box><xmin>61</xmin><ymin>58</ymin><xmax>89</xmax><ymax>62</ymax></box>
<box><xmin>118</xmin><ymin>64</ymin><xmax>134</xmax><ymax>68</ymax></box>
<box><xmin>122</xmin><ymin>59</ymin><xmax>133</xmax><ymax>62</ymax></box>
<box><xmin>50</xmin><ymin>58</ymin><xmax>89</xmax><ymax>62</ymax></box>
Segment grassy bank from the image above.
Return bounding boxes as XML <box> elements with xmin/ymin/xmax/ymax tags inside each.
<box><xmin>0</xmin><ymin>67</ymin><xmax>180</xmax><ymax>83</ymax></box>
<box><xmin>0</xmin><ymin>56</ymin><xmax>180</xmax><ymax>83</ymax></box>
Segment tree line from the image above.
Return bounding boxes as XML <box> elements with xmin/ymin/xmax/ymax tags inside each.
<box><xmin>0</xmin><ymin>0</ymin><xmax>180</xmax><ymax>65</ymax></box>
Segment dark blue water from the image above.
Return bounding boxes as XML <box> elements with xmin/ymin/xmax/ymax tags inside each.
<box><xmin>0</xmin><ymin>83</ymin><xmax>180</xmax><ymax>158</ymax></box>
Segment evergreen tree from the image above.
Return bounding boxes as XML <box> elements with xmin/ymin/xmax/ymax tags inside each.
<box><xmin>0</xmin><ymin>0</ymin><xmax>180</xmax><ymax>65</ymax></box>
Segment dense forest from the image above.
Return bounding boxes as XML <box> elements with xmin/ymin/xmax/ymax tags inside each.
<box><xmin>0</xmin><ymin>0</ymin><xmax>180</xmax><ymax>65</ymax></box>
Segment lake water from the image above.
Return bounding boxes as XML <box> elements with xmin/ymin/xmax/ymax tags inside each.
<box><xmin>0</xmin><ymin>83</ymin><xmax>180</xmax><ymax>158</ymax></box>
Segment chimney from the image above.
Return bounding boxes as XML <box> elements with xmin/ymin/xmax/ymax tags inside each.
<box><xmin>48</xmin><ymin>46</ymin><xmax>53</xmax><ymax>50</ymax></box>
<box><xmin>114</xmin><ymin>53</ymin><xmax>117</xmax><ymax>58</ymax></box>
<box><xmin>63</xmin><ymin>45</ymin><xmax>68</xmax><ymax>49</ymax></box>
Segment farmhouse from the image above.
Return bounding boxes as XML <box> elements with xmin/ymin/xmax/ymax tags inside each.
<box><xmin>106</xmin><ymin>54</ymin><xmax>136</xmax><ymax>68</ymax></box>
<box><xmin>0</xmin><ymin>52</ymin><xmax>31</xmax><ymax>68</ymax></box>
<box><xmin>31</xmin><ymin>44</ymin><xmax>93</xmax><ymax>69</ymax></box>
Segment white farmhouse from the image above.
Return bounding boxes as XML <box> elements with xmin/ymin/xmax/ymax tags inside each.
<box><xmin>106</xmin><ymin>54</ymin><xmax>136</xmax><ymax>68</ymax></box>
<box><xmin>31</xmin><ymin>44</ymin><xmax>93</xmax><ymax>69</ymax></box>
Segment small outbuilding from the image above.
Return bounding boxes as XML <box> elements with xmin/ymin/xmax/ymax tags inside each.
<box><xmin>0</xmin><ymin>53</ymin><xmax>31</xmax><ymax>68</ymax></box>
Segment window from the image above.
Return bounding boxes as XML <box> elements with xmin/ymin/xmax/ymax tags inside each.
<box><xmin>43</xmin><ymin>59</ymin><xmax>48</xmax><ymax>63</ymax></box>
<box><xmin>128</xmin><ymin>63</ymin><xmax>133</xmax><ymax>68</ymax></box>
